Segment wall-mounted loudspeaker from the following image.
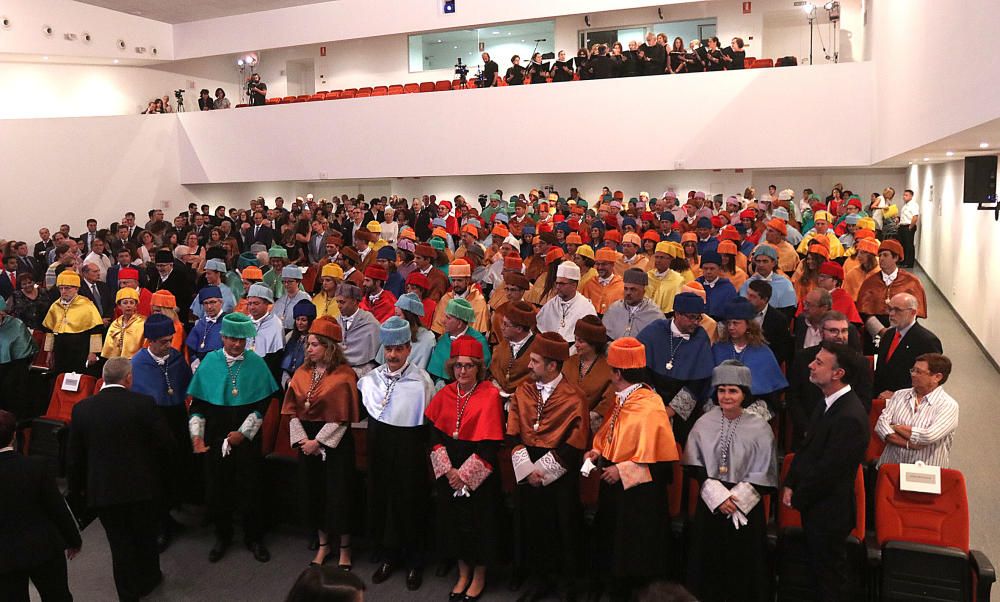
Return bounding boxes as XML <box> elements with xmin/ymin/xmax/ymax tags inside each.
<box><xmin>117</xmin><ymin>39</ymin><xmax>126</xmax><ymax>50</ymax></box>
<box><xmin>1</xmin><ymin>16</ymin><xmax>11</xmax><ymax>29</ymax></box>
<box><xmin>42</xmin><ymin>25</ymin><xmax>53</xmax><ymax>37</ymax></box>
<box><xmin>151</xmin><ymin>47</ymin><xmax>158</xmax><ymax>56</ymax></box>
<box><xmin>82</xmin><ymin>32</ymin><xmax>92</xmax><ymax>43</ymax></box>
<box><xmin>658</xmin><ymin>8</ymin><xmax>664</xmax><ymax>19</ymax></box>
<box><xmin>964</xmin><ymin>155</ymin><xmax>998</xmax><ymax>204</ymax></box>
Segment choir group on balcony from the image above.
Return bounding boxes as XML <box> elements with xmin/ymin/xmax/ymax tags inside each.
<box><xmin>0</xmin><ymin>182</ymin><xmax>967</xmax><ymax>602</ymax></box>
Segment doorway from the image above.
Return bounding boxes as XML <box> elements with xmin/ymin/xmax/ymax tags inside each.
<box><xmin>285</xmin><ymin>59</ymin><xmax>316</xmax><ymax>97</ymax></box>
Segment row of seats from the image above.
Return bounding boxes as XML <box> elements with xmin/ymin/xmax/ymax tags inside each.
<box><xmin>229</xmin><ymin>57</ymin><xmax>789</xmax><ymax>107</ymax></box>
<box><xmin>23</xmin><ymin>371</ymin><xmax>994</xmax><ymax>601</ymax></box>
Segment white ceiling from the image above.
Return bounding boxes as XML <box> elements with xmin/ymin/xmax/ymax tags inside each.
<box><xmin>74</xmin><ymin>0</ymin><xmax>334</xmax><ymax>24</ymax></box>
<box><xmin>877</xmin><ymin>117</ymin><xmax>1000</xmax><ymax>167</ymax></box>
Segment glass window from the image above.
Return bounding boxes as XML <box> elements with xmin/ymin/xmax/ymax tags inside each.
<box><xmin>408</xmin><ymin>20</ymin><xmax>555</xmax><ymax>73</ymax></box>
<box><xmin>652</xmin><ymin>18</ymin><xmax>718</xmax><ymax>45</ymax></box>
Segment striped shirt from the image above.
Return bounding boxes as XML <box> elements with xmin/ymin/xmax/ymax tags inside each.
<box><xmin>875</xmin><ymin>386</ymin><xmax>959</xmax><ymax>467</ymax></box>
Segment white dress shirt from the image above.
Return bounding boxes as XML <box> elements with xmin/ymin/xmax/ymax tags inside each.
<box><xmin>875</xmin><ymin>386</ymin><xmax>958</xmax><ymax>467</ymax></box>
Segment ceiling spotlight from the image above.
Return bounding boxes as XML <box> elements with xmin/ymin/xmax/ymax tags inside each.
<box><xmin>980</xmin><ymin>142</ymin><xmax>990</xmax><ymax>149</ymax></box>
<box><xmin>113</xmin><ymin>59</ymin><xmax>119</xmax><ymax>64</ymax></box>
<box><xmin>908</xmin><ymin>161</ymin><xmax>913</xmax><ymax>165</ymax></box>
<box><xmin>42</xmin><ymin>56</ymin><xmax>48</xmax><ymax>60</ymax></box>
<box><xmin>946</xmin><ymin>151</ymin><xmax>955</xmax><ymax>156</ymax></box>
<box><xmin>491</xmin><ymin>31</ymin><xmax>499</xmax><ymax>35</ymax></box>
<box><xmin>923</xmin><ymin>157</ymin><xmax>930</xmax><ymax>161</ymax></box>
<box><xmin>802</xmin><ymin>3</ymin><xmax>815</xmax><ymax>13</ymax></box>
<box><xmin>237</xmin><ymin>58</ymin><xmax>244</xmax><ymax>67</ymax></box>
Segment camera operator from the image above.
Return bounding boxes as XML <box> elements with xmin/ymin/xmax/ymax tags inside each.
<box><xmin>504</xmin><ymin>55</ymin><xmax>526</xmax><ymax>86</ymax></box>
<box><xmin>480</xmin><ymin>52</ymin><xmax>498</xmax><ymax>87</ymax></box>
<box><xmin>198</xmin><ymin>89</ymin><xmax>214</xmax><ymax>111</ymax></box>
<box><xmin>247</xmin><ymin>73</ymin><xmax>268</xmax><ymax>106</ymax></box>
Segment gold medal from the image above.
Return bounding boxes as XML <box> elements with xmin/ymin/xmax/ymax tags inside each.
<box><xmin>232</xmin><ymin>388</ymin><xmax>239</xmax><ymax>396</ymax></box>
<box><xmin>452</xmin><ymin>430</ymin><xmax>459</xmax><ymax>439</ymax></box>
<box><xmin>166</xmin><ymin>388</ymin><xmax>174</xmax><ymax>396</ymax></box>
<box><xmin>719</xmin><ymin>465</ymin><xmax>728</xmax><ymax>474</ymax></box>
<box><xmin>666</xmin><ymin>361</ymin><xmax>674</xmax><ymax>370</ymax></box>
<box><xmin>304</xmin><ymin>401</ymin><xmax>311</xmax><ymax>410</ymax></box>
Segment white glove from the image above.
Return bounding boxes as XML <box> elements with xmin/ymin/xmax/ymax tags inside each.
<box><xmin>453</xmin><ymin>486</ymin><xmax>470</xmax><ymax>498</ymax></box>
<box><xmin>221</xmin><ymin>438</ymin><xmax>232</xmax><ymax>457</ymax></box>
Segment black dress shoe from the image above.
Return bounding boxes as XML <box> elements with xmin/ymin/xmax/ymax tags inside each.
<box><xmin>247</xmin><ymin>541</ymin><xmax>271</xmax><ymax>563</ymax></box>
<box><xmin>405</xmin><ymin>568</ymin><xmax>423</xmax><ymax>591</ymax></box>
<box><xmin>462</xmin><ymin>585</ymin><xmax>486</xmax><ymax>602</ymax></box>
<box><xmin>371</xmin><ymin>561</ymin><xmax>394</xmax><ymax>584</ymax></box>
<box><xmin>435</xmin><ymin>559</ymin><xmax>454</xmax><ymax>577</ymax></box>
<box><xmin>208</xmin><ymin>539</ymin><xmax>229</xmax><ymax>563</ymax></box>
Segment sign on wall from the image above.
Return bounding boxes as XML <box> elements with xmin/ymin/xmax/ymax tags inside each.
<box><xmin>743</xmin><ymin>1</ymin><xmax>752</xmax><ymax>14</ymax></box>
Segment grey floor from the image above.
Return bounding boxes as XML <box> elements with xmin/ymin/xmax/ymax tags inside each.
<box><xmin>32</xmin><ymin>265</ymin><xmax>1000</xmax><ymax>601</ymax></box>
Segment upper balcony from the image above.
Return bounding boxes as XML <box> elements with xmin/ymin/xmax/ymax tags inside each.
<box><xmin>176</xmin><ymin>61</ymin><xmax>873</xmax><ymax>184</ymax></box>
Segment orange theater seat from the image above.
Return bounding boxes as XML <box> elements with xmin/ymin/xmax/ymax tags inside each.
<box><xmin>866</xmin><ymin>397</ymin><xmax>888</xmax><ymax>462</ymax></box>
<box><xmin>874</xmin><ymin>464</ymin><xmax>994</xmax><ymax>602</ymax></box>
<box><xmin>356</xmin><ymin>91</ymin><xmax>371</xmax><ymax>98</ymax></box>
<box><xmin>281</xmin><ymin>96</ymin><xmax>296</xmax><ymax>103</ymax></box>
<box><xmin>403</xmin><ymin>83</ymin><xmax>420</xmax><ymax>94</ymax></box>
<box><xmin>340</xmin><ymin>89</ymin><xmax>356</xmax><ymax>99</ymax></box>
<box><xmin>265</xmin><ymin>97</ymin><xmax>281</xmax><ymax>105</ymax></box>
<box><xmin>434</xmin><ymin>80</ymin><xmax>452</xmax><ymax>92</ymax></box>
<box><xmin>451</xmin><ymin>79</ymin><xmax>463</xmax><ymax>89</ymax></box>
<box><xmin>418</xmin><ymin>82</ymin><xmax>436</xmax><ymax>93</ymax></box>
<box><xmin>372</xmin><ymin>86</ymin><xmax>388</xmax><ymax>96</ymax></box>
<box><xmin>307</xmin><ymin>94</ymin><xmax>324</xmax><ymax>102</ymax></box>
<box><xmin>744</xmin><ymin>56</ymin><xmax>757</xmax><ymax>69</ymax></box>
<box><xmin>324</xmin><ymin>91</ymin><xmax>341</xmax><ymax>100</ymax></box>
<box><xmin>752</xmin><ymin>58</ymin><xmax>774</xmax><ymax>68</ymax></box>
<box><xmin>28</xmin><ymin>373</ymin><xmax>99</xmax><ymax>476</ymax></box>
<box><xmin>356</xmin><ymin>87</ymin><xmax>373</xmax><ymax>96</ymax></box>
<box><xmin>29</xmin><ymin>329</ymin><xmax>49</xmax><ymax>370</ymax></box>
<box><xmin>387</xmin><ymin>85</ymin><xmax>404</xmax><ymax>95</ymax></box>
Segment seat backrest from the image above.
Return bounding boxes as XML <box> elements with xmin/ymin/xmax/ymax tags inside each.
<box><xmin>46</xmin><ymin>373</ymin><xmax>99</xmax><ymax>422</ymax></box>
<box><xmin>434</xmin><ymin>80</ymin><xmax>452</xmax><ymax>91</ymax></box>
<box><xmin>418</xmin><ymin>81</ymin><xmax>435</xmax><ymax>93</ymax></box>
<box><xmin>307</xmin><ymin>94</ymin><xmax>324</xmax><ymax>101</ymax></box>
<box><xmin>356</xmin><ymin>91</ymin><xmax>371</xmax><ymax>98</ymax></box>
<box><xmin>340</xmin><ymin>89</ymin><xmax>356</xmax><ymax>99</ymax></box>
<box><xmin>780</xmin><ymin>453</ymin><xmax>866</xmax><ymax>539</ymax></box>
<box><xmin>866</xmin><ymin>397</ymin><xmax>888</xmax><ymax>462</ymax></box>
<box><xmin>403</xmin><ymin>83</ymin><xmax>420</xmax><ymax>93</ymax></box>
<box><xmin>281</xmin><ymin>96</ymin><xmax>296</xmax><ymax>103</ymax></box>
<box><xmin>356</xmin><ymin>87</ymin><xmax>373</xmax><ymax>95</ymax></box>
<box><xmin>324</xmin><ymin>91</ymin><xmax>341</xmax><ymax>100</ymax></box>
<box><xmin>265</xmin><ymin>97</ymin><xmax>281</xmax><ymax>104</ymax></box>
<box><xmin>875</xmin><ymin>464</ymin><xmax>969</xmax><ymax>551</ymax></box>
<box><xmin>753</xmin><ymin>58</ymin><xmax>774</xmax><ymax>68</ymax></box>
<box><xmin>387</xmin><ymin>85</ymin><xmax>404</xmax><ymax>95</ymax></box>
<box><xmin>372</xmin><ymin>86</ymin><xmax>388</xmax><ymax>96</ymax></box>
<box><xmin>744</xmin><ymin>56</ymin><xmax>756</xmax><ymax>68</ymax></box>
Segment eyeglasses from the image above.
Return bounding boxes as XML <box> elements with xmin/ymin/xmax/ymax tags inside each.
<box><xmin>909</xmin><ymin>367</ymin><xmax>933</xmax><ymax>375</ymax></box>
<box><xmin>454</xmin><ymin>362</ymin><xmax>477</xmax><ymax>372</ymax></box>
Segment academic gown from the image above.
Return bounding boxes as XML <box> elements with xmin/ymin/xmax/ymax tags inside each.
<box><xmin>361</xmin><ymin>290</ymin><xmax>399</xmax><ymax>324</ymax></box>
<box><xmin>427</xmin><ymin>328</ymin><xmax>492</xmax><ymax>382</ymax></box>
<box><xmin>337</xmin><ymin>309</ymin><xmax>381</xmax><ymax>371</ymax></box>
<box><xmin>506</xmin><ymin>376</ymin><xmax>589</xmax><ymax>578</ymax></box>
<box><xmin>131</xmin><ymin>347</ymin><xmax>194</xmax><ymax>503</ymax></box>
<box><xmin>248</xmin><ymin>311</ymin><xmax>285</xmax><ymax>380</ymax></box>
<box><xmin>698</xmin><ymin>277</ymin><xmax>739</xmax><ymax>320</ymax></box>
<box><xmin>188</xmin><ymin>349</ymin><xmax>279</xmax><ymax>542</ymax></box>
<box><xmin>431</xmin><ymin>289</ymin><xmax>489</xmax><ymax>336</ymax></box>
<box><xmin>272</xmin><ymin>291</ymin><xmax>312</xmax><ymax>330</ymax></box>
<box><xmin>683</xmin><ymin>407</ymin><xmax>778</xmax><ymax>602</ymax></box>
<box><xmin>580</xmin><ymin>275</ymin><xmax>624</xmax><ymax>315</ymax></box>
<box><xmin>856</xmin><ymin>269</ymin><xmax>928</xmax><ymax>319</ymax></box>
<box><xmin>591</xmin><ymin>386</ymin><xmax>679</xmax><ymax>579</ymax></box>
<box><xmin>602</xmin><ymin>298</ymin><xmax>664</xmax><ymax>340</ymax></box>
<box><xmin>646</xmin><ymin>269</ymin><xmax>687</xmax><ymax>313</ymax></box>
<box><xmin>637</xmin><ymin>319</ymin><xmax>715</xmax><ymax>443</ymax></box>
<box><xmin>425</xmin><ymin>381</ymin><xmax>506</xmax><ymax>566</ymax></box>
<box><xmin>536</xmin><ymin>294</ymin><xmax>597</xmax><ymax>344</ymax></box>
<box><xmin>189</xmin><ymin>284</ymin><xmax>236</xmax><ymax>320</ymax></box>
<box><xmin>100</xmin><ymin>314</ymin><xmax>146</xmax><ymax>359</ymax></box>
<box><xmin>281</xmin><ymin>363</ymin><xmax>360</xmax><ymax>537</ymax></box>
<box><xmin>358</xmin><ymin>362</ymin><xmax>435</xmax><ymax>566</ymax></box>
<box><xmin>488</xmin><ymin>334</ymin><xmax>536</xmax><ymax>398</ymax></box>
<box><xmin>711</xmin><ymin>343</ymin><xmax>789</xmax><ymax>414</ymax></box>
<box><xmin>0</xmin><ymin>315</ymin><xmax>39</xmax><ymax>416</ymax></box>
<box><xmin>374</xmin><ymin>326</ymin><xmax>436</xmax><ymax>370</ymax></box>
<box><xmin>186</xmin><ymin>314</ymin><xmax>225</xmax><ymax>361</ymax></box>
<box><xmin>42</xmin><ymin>294</ymin><xmax>104</xmax><ymax>374</ymax></box>
<box><xmin>740</xmin><ymin>273</ymin><xmax>797</xmax><ymax>310</ymax></box>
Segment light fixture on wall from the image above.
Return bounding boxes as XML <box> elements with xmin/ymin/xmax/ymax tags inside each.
<box><xmin>980</xmin><ymin>142</ymin><xmax>990</xmax><ymax>149</ymax></box>
<box><xmin>1</xmin><ymin>16</ymin><xmax>11</xmax><ymax>29</ymax></box>
<box><xmin>42</xmin><ymin>24</ymin><xmax>53</xmax><ymax>37</ymax></box>
<box><xmin>82</xmin><ymin>32</ymin><xmax>92</xmax><ymax>43</ymax></box>
<box><xmin>151</xmin><ymin>47</ymin><xmax>158</xmax><ymax>56</ymax></box>
<box><xmin>117</xmin><ymin>39</ymin><xmax>126</xmax><ymax>50</ymax></box>
<box><xmin>946</xmin><ymin>151</ymin><xmax>955</xmax><ymax>157</ymax></box>
<box><xmin>584</xmin><ymin>15</ymin><xmax>591</xmax><ymax>27</ymax></box>
<box><xmin>658</xmin><ymin>7</ymin><xmax>664</xmax><ymax>20</ymax></box>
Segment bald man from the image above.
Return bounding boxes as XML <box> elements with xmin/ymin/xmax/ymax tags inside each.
<box><xmin>874</xmin><ymin>293</ymin><xmax>942</xmax><ymax>398</ymax></box>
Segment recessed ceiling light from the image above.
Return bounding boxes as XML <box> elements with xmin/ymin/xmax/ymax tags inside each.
<box><xmin>436</xmin><ymin>39</ymin><xmax>442</xmax><ymax>43</ymax></box>
<box><xmin>492</xmin><ymin>31</ymin><xmax>500</xmax><ymax>35</ymax></box>
<box><xmin>521</xmin><ymin>39</ymin><xmax>525</xmax><ymax>42</ymax></box>
<box><xmin>453</xmin><ymin>45</ymin><xmax>458</xmax><ymax>49</ymax></box>
<box><xmin>507</xmin><ymin>32</ymin><xmax>512</xmax><ymax>35</ymax></box>
<box><xmin>908</xmin><ymin>161</ymin><xmax>913</xmax><ymax>165</ymax></box>
<box><xmin>946</xmin><ymin>151</ymin><xmax>955</xmax><ymax>156</ymax></box>
<box><xmin>42</xmin><ymin>56</ymin><xmax>48</xmax><ymax>60</ymax></box>
<box><xmin>113</xmin><ymin>59</ymin><xmax>119</xmax><ymax>64</ymax></box>
<box><xmin>923</xmin><ymin>157</ymin><xmax>930</xmax><ymax>161</ymax></box>
<box><xmin>980</xmin><ymin>142</ymin><xmax>990</xmax><ymax>149</ymax></box>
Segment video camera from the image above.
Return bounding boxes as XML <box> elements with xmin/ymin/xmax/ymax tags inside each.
<box><xmin>454</xmin><ymin>58</ymin><xmax>470</xmax><ymax>85</ymax></box>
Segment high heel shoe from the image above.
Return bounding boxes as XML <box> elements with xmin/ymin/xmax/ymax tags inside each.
<box><xmin>462</xmin><ymin>581</ymin><xmax>486</xmax><ymax>601</ymax></box>
<box><xmin>338</xmin><ymin>543</ymin><xmax>352</xmax><ymax>571</ymax></box>
<box><xmin>309</xmin><ymin>542</ymin><xmax>331</xmax><ymax>566</ymax></box>
<box><xmin>448</xmin><ymin>580</ymin><xmax>469</xmax><ymax>601</ymax></box>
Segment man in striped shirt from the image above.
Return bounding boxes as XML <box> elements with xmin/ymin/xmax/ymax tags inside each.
<box><xmin>875</xmin><ymin>353</ymin><xmax>959</xmax><ymax>467</ymax></box>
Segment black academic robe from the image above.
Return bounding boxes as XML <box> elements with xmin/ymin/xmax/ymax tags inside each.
<box><xmin>595</xmin><ymin>462</ymin><xmax>673</xmax><ymax>579</ymax></box>
<box><xmin>366</xmin><ymin>419</ymin><xmax>429</xmax><ymax>565</ymax></box>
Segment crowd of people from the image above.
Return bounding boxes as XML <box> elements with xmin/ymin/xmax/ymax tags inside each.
<box><xmin>141</xmin><ymin>88</ymin><xmax>232</xmax><ymax>114</ymax></box>
<box><xmin>485</xmin><ymin>33</ymin><xmax>762</xmax><ymax>87</ymax></box>
<box><xmin>0</xmin><ymin>181</ymin><xmax>952</xmax><ymax>602</ymax></box>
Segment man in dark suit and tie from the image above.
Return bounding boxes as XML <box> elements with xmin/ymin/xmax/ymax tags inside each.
<box><xmin>746</xmin><ymin>280</ymin><xmax>793</xmax><ymax>367</ymax></box>
<box><xmin>783</xmin><ymin>342</ymin><xmax>869</xmax><ymax>602</ymax></box>
<box><xmin>67</xmin><ymin>358</ymin><xmax>175</xmax><ymax>602</ymax></box>
<box><xmin>0</xmin><ymin>409</ymin><xmax>82</xmax><ymax>602</ymax></box>
<box><xmin>0</xmin><ymin>256</ymin><xmax>17</xmax><ymax>301</ymax></box>
<box><xmin>78</xmin><ymin>263</ymin><xmax>115</xmax><ymax>324</ymax></box>
<box><xmin>874</xmin><ymin>292</ymin><xmax>942</xmax><ymax>399</ymax></box>
<box><xmin>786</xmin><ymin>311</ymin><xmax>874</xmax><ymax>447</ymax></box>
<box><xmin>794</xmin><ymin>288</ymin><xmax>863</xmax><ymax>352</ymax></box>
<box><xmin>78</xmin><ymin>218</ymin><xmax>99</xmax><ymax>252</ymax></box>
<box><xmin>14</xmin><ymin>242</ymin><xmax>42</xmax><ymax>282</ymax></box>
<box><xmin>249</xmin><ymin>211</ymin><xmax>274</xmax><ymax>248</ymax></box>
<box><xmin>34</xmin><ymin>228</ymin><xmax>55</xmax><ymax>268</ymax></box>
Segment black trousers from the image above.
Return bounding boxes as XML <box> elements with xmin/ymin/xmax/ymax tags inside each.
<box><xmin>897</xmin><ymin>225</ymin><xmax>916</xmax><ymax>267</ymax></box>
<box><xmin>98</xmin><ymin>500</ymin><xmax>161</xmax><ymax>602</ymax></box>
<box><xmin>802</xmin><ymin>513</ymin><xmax>850</xmax><ymax>602</ymax></box>
<box><xmin>204</xmin><ymin>440</ymin><xmax>264</xmax><ymax>543</ymax></box>
<box><xmin>0</xmin><ymin>553</ymin><xmax>72</xmax><ymax>602</ymax></box>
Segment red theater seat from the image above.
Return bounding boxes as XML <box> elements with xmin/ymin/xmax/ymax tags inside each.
<box><xmin>873</xmin><ymin>464</ymin><xmax>994</xmax><ymax>602</ymax></box>
<box><xmin>866</xmin><ymin>397</ymin><xmax>888</xmax><ymax>462</ymax></box>
<box><xmin>434</xmin><ymin>80</ymin><xmax>452</xmax><ymax>92</ymax></box>
<box><xmin>387</xmin><ymin>85</ymin><xmax>404</xmax><ymax>95</ymax></box>
<box><xmin>356</xmin><ymin>91</ymin><xmax>371</xmax><ymax>98</ymax></box>
<box><xmin>307</xmin><ymin>94</ymin><xmax>324</xmax><ymax>102</ymax></box>
<box><xmin>752</xmin><ymin>58</ymin><xmax>774</xmax><ymax>68</ymax></box>
<box><xmin>280</xmin><ymin>96</ymin><xmax>296</xmax><ymax>103</ymax></box>
<box><xmin>27</xmin><ymin>373</ymin><xmax>99</xmax><ymax>476</ymax></box>
<box><xmin>418</xmin><ymin>82</ymin><xmax>435</xmax><ymax>93</ymax></box>
<box><xmin>403</xmin><ymin>83</ymin><xmax>420</xmax><ymax>94</ymax></box>
<box><xmin>324</xmin><ymin>91</ymin><xmax>341</xmax><ymax>100</ymax></box>
<box><xmin>356</xmin><ymin>87</ymin><xmax>373</xmax><ymax>95</ymax></box>
<box><xmin>744</xmin><ymin>56</ymin><xmax>757</xmax><ymax>68</ymax></box>
<box><xmin>372</xmin><ymin>86</ymin><xmax>388</xmax><ymax>96</ymax></box>
<box><xmin>340</xmin><ymin>89</ymin><xmax>356</xmax><ymax>99</ymax></box>
<box><xmin>265</xmin><ymin>97</ymin><xmax>281</xmax><ymax>105</ymax></box>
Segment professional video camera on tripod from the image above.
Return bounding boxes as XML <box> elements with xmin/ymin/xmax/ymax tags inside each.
<box><xmin>454</xmin><ymin>58</ymin><xmax>470</xmax><ymax>87</ymax></box>
<box><xmin>174</xmin><ymin>89</ymin><xmax>186</xmax><ymax>113</ymax></box>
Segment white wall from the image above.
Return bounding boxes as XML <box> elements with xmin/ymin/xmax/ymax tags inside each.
<box><xmin>0</xmin><ymin>0</ymin><xmax>174</xmax><ymax>60</ymax></box>
<box><xmin>0</xmin><ymin>58</ymin><xmax>240</xmax><ymax>119</ymax></box>
<box><xmin>870</xmin><ymin>0</ymin><xmax>1000</xmax><ymax>162</ymax></box>
<box><xmin>177</xmin><ymin>62</ymin><xmax>873</xmax><ymax>184</ymax></box>
<box><xmin>0</xmin><ymin>115</ymin><xmax>189</xmax><ymax>242</ymax></box>
<box><xmin>907</xmin><ymin>160</ymin><xmax>1000</xmax><ymax>364</ymax></box>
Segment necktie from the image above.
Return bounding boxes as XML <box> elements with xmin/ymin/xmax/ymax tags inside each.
<box><xmin>91</xmin><ymin>283</ymin><xmax>102</xmax><ymax>309</ymax></box>
<box><xmin>885</xmin><ymin>330</ymin><xmax>902</xmax><ymax>361</ymax></box>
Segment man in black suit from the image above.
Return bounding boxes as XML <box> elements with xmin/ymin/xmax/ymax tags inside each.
<box><xmin>783</xmin><ymin>342</ymin><xmax>869</xmax><ymax>602</ymax></box>
<box><xmin>34</xmin><ymin>228</ymin><xmax>55</xmax><ymax>267</ymax></box>
<box><xmin>122</xmin><ymin>212</ymin><xmax>143</xmax><ymax>244</ymax></box>
<box><xmin>0</xmin><ymin>410</ymin><xmax>81</xmax><ymax>602</ymax></box>
<box><xmin>746</xmin><ymin>280</ymin><xmax>793</xmax><ymax>368</ymax></box>
<box><xmin>786</xmin><ymin>311</ymin><xmax>873</xmax><ymax>448</ymax></box>
<box><xmin>0</xmin><ymin>256</ymin><xmax>17</xmax><ymax>301</ymax></box>
<box><xmin>109</xmin><ymin>224</ymin><xmax>134</xmax><ymax>256</ymax></box>
<box><xmin>79</xmin><ymin>263</ymin><xmax>115</xmax><ymax>325</ymax></box>
<box><xmin>874</xmin><ymin>292</ymin><xmax>942</xmax><ymax>398</ymax></box>
<box><xmin>248</xmin><ymin>211</ymin><xmax>274</xmax><ymax>248</ymax></box>
<box><xmin>67</xmin><ymin>358</ymin><xmax>174</xmax><ymax>602</ymax></box>
<box><xmin>14</xmin><ymin>242</ymin><xmax>43</xmax><ymax>282</ymax></box>
<box><xmin>78</xmin><ymin>218</ymin><xmax>99</xmax><ymax>252</ymax></box>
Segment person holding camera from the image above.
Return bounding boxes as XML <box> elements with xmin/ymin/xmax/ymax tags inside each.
<box><xmin>247</xmin><ymin>73</ymin><xmax>268</xmax><ymax>106</ymax></box>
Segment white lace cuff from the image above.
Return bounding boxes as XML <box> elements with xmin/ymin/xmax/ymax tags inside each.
<box><xmin>188</xmin><ymin>415</ymin><xmax>205</xmax><ymax>440</ymax></box>
<box><xmin>289</xmin><ymin>417</ymin><xmax>307</xmax><ymax>446</ymax></box>
<box><xmin>536</xmin><ymin>451</ymin><xmax>568</xmax><ymax>486</ymax></box>
<box><xmin>315</xmin><ymin>423</ymin><xmax>348</xmax><ymax>449</ymax></box>
<box><xmin>238</xmin><ymin>411</ymin><xmax>263</xmax><ymax>440</ymax></box>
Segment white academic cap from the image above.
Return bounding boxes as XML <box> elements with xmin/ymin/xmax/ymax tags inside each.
<box><xmin>503</xmin><ymin>234</ymin><xmax>521</xmax><ymax>251</ymax></box>
<box><xmin>556</xmin><ymin>261</ymin><xmax>581</xmax><ymax>281</ymax></box>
